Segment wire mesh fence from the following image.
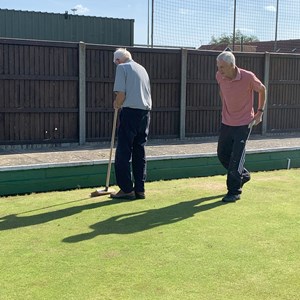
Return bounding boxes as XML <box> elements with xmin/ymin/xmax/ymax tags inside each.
<box><xmin>152</xmin><ymin>0</ymin><xmax>300</xmax><ymax>52</ymax></box>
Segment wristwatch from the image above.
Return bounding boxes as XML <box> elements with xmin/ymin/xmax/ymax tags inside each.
<box><xmin>258</xmin><ymin>108</ymin><xmax>264</xmax><ymax>112</ymax></box>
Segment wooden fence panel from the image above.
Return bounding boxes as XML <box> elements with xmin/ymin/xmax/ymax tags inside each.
<box><xmin>0</xmin><ymin>39</ymin><xmax>79</xmax><ymax>145</ymax></box>
<box><xmin>123</xmin><ymin>48</ymin><xmax>181</xmax><ymax>139</ymax></box>
<box><xmin>85</xmin><ymin>45</ymin><xmax>117</xmax><ymax>141</ymax></box>
<box><xmin>186</xmin><ymin>51</ymin><xmax>221</xmax><ymax>136</ymax></box>
<box><xmin>85</xmin><ymin>46</ymin><xmax>182</xmax><ymax>140</ymax></box>
<box><xmin>1</xmin><ymin>38</ymin><xmax>300</xmax><ymax>146</ymax></box>
<box><xmin>267</xmin><ymin>54</ymin><xmax>300</xmax><ymax>133</ymax></box>
<box><xmin>141</xmin><ymin>49</ymin><xmax>181</xmax><ymax>138</ymax></box>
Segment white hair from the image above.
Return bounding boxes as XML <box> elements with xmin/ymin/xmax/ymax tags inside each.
<box><xmin>216</xmin><ymin>51</ymin><xmax>236</xmax><ymax>66</ymax></box>
<box><xmin>113</xmin><ymin>48</ymin><xmax>132</xmax><ymax>63</ymax></box>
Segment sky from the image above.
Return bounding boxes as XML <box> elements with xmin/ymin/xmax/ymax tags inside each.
<box><xmin>1</xmin><ymin>0</ymin><xmax>299</xmax><ymax>48</ymax></box>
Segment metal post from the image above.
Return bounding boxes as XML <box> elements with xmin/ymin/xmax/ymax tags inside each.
<box><xmin>262</xmin><ymin>52</ymin><xmax>270</xmax><ymax>135</ymax></box>
<box><xmin>180</xmin><ymin>48</ymin><xmax>187</xmax><ymax>139</ymax></box>
<box><xmin>232</xmin><ymin>0</ymin><xmax>236</xmax><ymax>51</ymax></box>
<box><xmin>241</xmin><ymin>36</ymin><xmax>244</xmax><ymax>52</ymax></box>
<box><xmin>79</xmin><ymin>41</ymin><xmax>86</xmax><ymax>145</ymax></box>
<box><xmin>147</xmin><ymin>0</ymin><xmax>150</xmax><ymax>47</ymax></box>
<box><xmin>151</xmin><ymin>0</ymin><xmax>154</xmax><ymax>48</ymax></box>
<box><xmin>274</xmin><ymin>0</ymin><xmax>279</xmax><ymax>51</ymax></box>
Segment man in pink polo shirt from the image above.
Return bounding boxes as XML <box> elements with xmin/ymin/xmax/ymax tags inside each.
<box><xmin>216</xmin><ymin>51</ymin><xmax>266</xmax><ymax>202</ymax></box>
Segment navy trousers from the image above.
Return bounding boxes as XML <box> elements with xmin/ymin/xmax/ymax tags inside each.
<box><xmin>217</xmin><ymin>123</ymin><xmax>251</xmax><ymax>195</ymax></box>
<box><xmin>114</xmin><ymin>107</ymin><xmax>151</xmax><ymax>193</ymax></box>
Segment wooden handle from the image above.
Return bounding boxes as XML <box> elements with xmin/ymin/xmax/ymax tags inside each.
<box><xmin>105</xmin><ymin>109</ymin><xmax>118</xmax><ymax>189</ymax></box>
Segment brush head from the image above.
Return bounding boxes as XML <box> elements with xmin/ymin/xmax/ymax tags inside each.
<box><xmin>90</xmin><ymin>187</ymin><xmax>116</xmax><ymax>197</ymax></box>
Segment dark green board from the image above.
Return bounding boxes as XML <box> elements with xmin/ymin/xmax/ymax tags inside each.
<box><xmin>1</xmin><ymin>150</ymin><xmax>299</xmax><ymax>197</ymax></box>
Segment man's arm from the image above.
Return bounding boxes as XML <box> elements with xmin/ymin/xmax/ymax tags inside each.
<box><xmin>253</xmin><ymin>85</ymin><xmax>267</xmax><ymax>125</ymax></box>
<box><xmin>113</xmin><ymin>91</ymin><xmax>125</xmax><ymax>109</ymax></box>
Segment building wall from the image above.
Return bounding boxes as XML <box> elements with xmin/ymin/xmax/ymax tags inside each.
<box><xmin>0</xmin><ymin>9</ymin><xmax>134</xmax><ymax>46</ymax></box>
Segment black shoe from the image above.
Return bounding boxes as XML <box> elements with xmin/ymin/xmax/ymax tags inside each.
<box><xmin>110</xmin><ymin>190</ymin><xmax>136</xmax><ymax>200</ymax></box>
<box><xmin>135</xmin><ymin>192</ymin><xmax>146</xmax><ymax>199</ymax></box>
<box><xmin>222</xmin><ymin>194</ymin><xmax>240</xmax><ymax>203</ymax></box>
<box><xmin>241</xmin><ymin>176</ymin><xmax>251</xmax><ymax>187</ymax></box>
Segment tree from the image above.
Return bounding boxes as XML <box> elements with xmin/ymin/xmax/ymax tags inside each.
<box><xmin>209</xmin><ymin>30</ymin><xmax>259</xmax><ymax>45</ymax></box>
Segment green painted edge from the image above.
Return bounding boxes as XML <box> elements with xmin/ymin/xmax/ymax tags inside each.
<box><xmin>0</xmin><ymin>150</ymin><xmax>299</xmax><ymax>197</ymax></box>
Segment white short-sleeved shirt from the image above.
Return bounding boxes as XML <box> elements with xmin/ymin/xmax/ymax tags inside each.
<box><xmin>113</xmin><ymin>59</ymin><xmax>152</xmax><ymax>110</ymax></box>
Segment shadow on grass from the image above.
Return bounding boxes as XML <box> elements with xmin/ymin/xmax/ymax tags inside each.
<box><xmin>63</xmin><ymin>194</ymin><xmax>225</xmax><ymax>243</ymax></box>
<box><xmin>0</xmin><ymin>198</ymin><xmax>125</xmax><ymax>231</ymax></box>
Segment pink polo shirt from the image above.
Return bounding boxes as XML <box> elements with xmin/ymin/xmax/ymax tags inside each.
<box><xmin>216</xmin><ymin>67</ymin><xmax>264</xmax><ymax>126</ymax></box>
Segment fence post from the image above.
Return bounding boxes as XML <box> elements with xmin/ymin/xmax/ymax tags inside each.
<box><xmin>180</xmin><ymin>48</ymin><xmax>188</xmax><ymax>139</ymax></box>
<box><xmin>79</xmin><ymin>41</ymin><xmax>86</xmax><ymax>145</ymax></box>
<box><xmin>262</xmin><ymin>52</ymin><xmax>270</xmax><ymax>135</ymax></box>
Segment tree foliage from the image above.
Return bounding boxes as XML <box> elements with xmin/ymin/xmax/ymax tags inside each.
<box><xmin>209</xmin><ymin>30</ymin><xmax>259</xmax><ymax>45</ymax></box>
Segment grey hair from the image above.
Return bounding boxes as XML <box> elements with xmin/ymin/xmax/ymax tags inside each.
<box><xmin>216</xmin><ymin>51</ymin><xmax>236</xmax><ymax>66</ymax></box>
<box><xmin>113</xmin><ymin>48</ymin><xmax>132</xmax><ymax>63</ymax></box>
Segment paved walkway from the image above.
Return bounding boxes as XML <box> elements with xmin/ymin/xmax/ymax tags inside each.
<box><xmin>1</xmin><ymin>133</ymin><xmax>300</xmax><ymax>169</ymax></box>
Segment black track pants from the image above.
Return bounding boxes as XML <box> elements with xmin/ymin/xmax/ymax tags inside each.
<box><xmin>114</xmin><ymin>108</ymin><xmax>150</xmax><ymax>193</ymax></box>
<box><xmin>217</xmin><ymin>123</ymin><xmax>251</xmax><ymax>195</ymax></box>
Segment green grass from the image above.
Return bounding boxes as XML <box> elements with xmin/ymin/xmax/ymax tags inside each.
<box><xmin>1</xmin><ymin>169</ymin><xmax>299</xmax><ymax>300</ymax></box>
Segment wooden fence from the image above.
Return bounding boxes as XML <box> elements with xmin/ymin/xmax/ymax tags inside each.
<box><xmin>0</xmin><ymin>38</ymin><xmax>300</xmax><ymax>146</ymax></box>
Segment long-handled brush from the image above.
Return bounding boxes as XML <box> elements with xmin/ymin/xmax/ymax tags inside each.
<box><xmin>90</xmin><ymin>108</ymin><xmax>118</xmax><ymax>197</ymax></box>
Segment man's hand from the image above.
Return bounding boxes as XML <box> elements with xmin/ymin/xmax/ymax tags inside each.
<box><xmin>250</xmin><ymin>111</ymin><xmax>264</xmax><ymax>127</ymax></box>
<box><xmin>113</xmin><ymin>100</ymin><xmax>121</xmax><ymax>110</ymax></box>
<box><xmin>114</xmin><ymin>92</ymin><xmax>125</xmax><ymax>109</ymax></box>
